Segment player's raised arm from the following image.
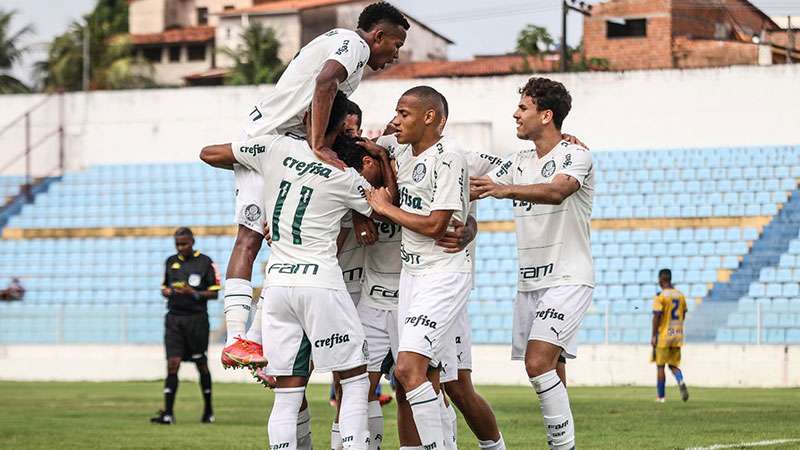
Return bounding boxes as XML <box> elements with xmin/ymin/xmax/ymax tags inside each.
<box><xmin>310</xmin><ymin>60</ymin><xmax>349</xmax><ymax>169</ymax></box>
<box><xmin>199</xmin><ymin>143</ymin><xmax>235</xmax><ymax>170</ymax></box>
<box><xmin>472</xmin><ymin>149</ymin><xmax>591</xmax><ymax>205</ymax></box>
<box><xmin>200</xmin><ymin>135</ymin><xmax>280</xmax><ymax>172</ymax></box>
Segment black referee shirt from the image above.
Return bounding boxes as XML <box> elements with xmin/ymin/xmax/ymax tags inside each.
<box><xmin>162</xmin><ymin>250</ymin><xmax>220</xmax><ymax>315</ymax></box>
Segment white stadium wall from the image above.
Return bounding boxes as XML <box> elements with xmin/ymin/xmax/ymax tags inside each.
<box><xmin>1</xmin><ymin>344</ymin><xmax>799</xmax><ymax>387</ymax></box>
<box><xmin>1</xmin><ymin>65</ymin><xmax>799</xmax><ymax>177</ymax></box>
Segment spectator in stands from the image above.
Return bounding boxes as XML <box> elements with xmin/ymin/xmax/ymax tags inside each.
<box><xmin>151</xmin><ymin>227</ymin><xmax>221</xmax><ymax>425</ymax></box>
<box><xmin>0</xmin><ymin>277</ymin><xmax>24</xmax><ymax>301</ymax></box>
<box><xmin>651</xmin><ymin>268</ymin><xmax>690</xmax><ymax>403</ymax></box>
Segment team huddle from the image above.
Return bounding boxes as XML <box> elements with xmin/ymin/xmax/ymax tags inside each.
<box><xmin>197</xmin><ymin>3</ymin><xmax>594</xmax><ymax>450</ymax></box>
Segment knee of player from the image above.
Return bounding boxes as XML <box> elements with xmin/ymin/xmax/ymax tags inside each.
<box><xmin>196</xmin><ymin>363</ymin><xmax>210</xmax><ymax>374</ymax></box>
<box><xmin>525</xmin><ymin>355</ymin><xmax>554</xmax><ymax>378</ymax></box>
<box><xmin>167</xmin><ymin>360</ymin><xmax>181</xmax><ymax>373</ymax></box>
<box><xmin>393</xmin><ymin>360</ymin><xmax>424</xmax><ymax>388</ymax></box>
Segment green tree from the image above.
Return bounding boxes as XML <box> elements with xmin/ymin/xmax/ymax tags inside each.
<box><xmin>37</xmin><ymin>0</ymin><xmax>153</xmax><ymax>91</ymax></box>
<box><xmin>516</xmin><ymin>24</ymin><xmax>554</xmax><ymax>55</ymax></box>
<box><xmin>0</xmin><ymin>9</ymin><xmax>33</xmax><ymax>94</ymax></box>
<box><xmin>221</xmin><ymin>23</ymin><xmax>285</xmax><ymax>85</ymax></box>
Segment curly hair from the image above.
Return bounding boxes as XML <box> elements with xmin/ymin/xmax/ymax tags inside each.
<box><xmin>358</xmin><ymin>2</ymin><xmax>410</xmax><ymax>32</ymax></box>
<box><xmin>519</xmin><ymin>77</ymin><xmax>572</xmax><ymax>130</ymax></box>
<box><xmin>332</xmin><ymin>135</ymin><xmax>373</xmax><ymax>172</ymax></box>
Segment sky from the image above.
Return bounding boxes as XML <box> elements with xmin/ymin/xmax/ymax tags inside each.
<box><xmin>4</xmin><ymin>0</ymin><xmax>800</xmax><ymax>85</ymax></box>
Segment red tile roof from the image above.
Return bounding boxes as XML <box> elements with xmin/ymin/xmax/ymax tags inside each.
<box><xmin>221</xmin><ymin>0</ymin><xmax>361</xmax><ymax>16</ymax></box>
<box><xmin>369</xmin><ymin>54</ymin><xmax>561</xmax><ymax>80</ymax></box>
<box><xmin>184</xmin><ymin>68</ymin><xmax>230</xmax><ymax>81</ymax></box>
<box><xmin>131</xmin><ymin>26</ymin><xmax>215</xmax><ymax>45</ymax></box>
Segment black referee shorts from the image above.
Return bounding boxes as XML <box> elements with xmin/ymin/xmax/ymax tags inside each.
<box><xmin>164</xmin><ymin>312</ymin><xmax>209</xmax><ymax>364</ymax></box>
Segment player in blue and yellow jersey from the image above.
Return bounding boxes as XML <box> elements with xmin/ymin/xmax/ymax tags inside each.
<box><xmin>651</xmin><ymin>269</ymin><xmax>689</xmax><ymax>403</ymax></box>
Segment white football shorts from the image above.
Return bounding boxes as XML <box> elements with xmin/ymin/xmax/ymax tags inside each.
<box><xmin>261</xmin><ymin>286</ymin><xmax>368</xmax><ymax>376</ymax></box>
<box><xmin>398</xmin><ymin>271</ymin><xmax>472</xmax><ymax>371</ymax></box>
<box><xmin>511</xmin><ymin>285</ymin><xmax>593</xmax><ymax>360</ymax></box>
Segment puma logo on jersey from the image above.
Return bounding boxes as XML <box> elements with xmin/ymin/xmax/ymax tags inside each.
<box><xmin>283</xmin><ymin>156</ymin><xmax>332</xmax><ymax>178</ymax></box>
<box><xmin>441</xmin><ymin>160</ymin><xmax>452</xmax><ymax>169</ymax></box>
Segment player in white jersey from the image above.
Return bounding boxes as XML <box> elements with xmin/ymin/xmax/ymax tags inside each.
<box><xmin>201</xmin><ymin>121</ymin><xmax>392</xmax><ymax>449</ymax></box>
<box><xmin>221</xmin><ymin>2</ymin><xmax>409</xmax><ymax>371</ymax></box>
<box><xmin>365</xmin><ymin>86</ymin><xmax>473</xmax><ymax>450</ymax></box>
<box><xmin>204</xmin><ymin>92</ymin><xmax>358</xmax><ymax>449</ymax></box>
<box><xmin>331</xmin><ymin>102</ymin><xmax>397</xmax><ymax>450</ymax></box>
<box><xmin>471</xmin><ymin>78</ymin><xmax>594</xmax><ymax>450</ymax></box>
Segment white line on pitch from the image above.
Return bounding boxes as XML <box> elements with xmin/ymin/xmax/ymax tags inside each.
<box><xmin>686</xmin><ymin>438</ymin><xmax>800</xmax><ymax>450</ymax></box>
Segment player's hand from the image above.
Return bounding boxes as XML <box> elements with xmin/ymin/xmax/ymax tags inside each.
<box><xmin>161</xmin><ymin>287</ymin><xmax>172</xmax><ymax>298</ymax></box>
<box><xmin>382</xmin><ymin>121</ymin><xmax>398</xmax><ymax>136</ymax></box>
<box><xmin>263</xmin><ymin>226</ymin><xmax>273</xmax><ymax>247</ymax></box>
<box><xmin>176</xmin><ymin>286</ymin><xmax>196</xmax><ymax>296</ymax></box>
<box><xmin>561</xmin><ymin>133</ymin><xmax>589</xmax><ymax>149</ymax></box>
<box><xmin>313</xmin><ymin>146</ymin><xmax>347</xmax><ymax>170</ymax></box>
<box><xmin>470</xmin><ymin>176</ymin><xmax>508</xmax><ymax>199</ymax></box>
<box><xmin>356</xmin><ymin>139</ymin><xmax>389</xmax><ymax>160</ymax></box>
<box><xmin>366</xmin><ymin>187</ymin><xmax>393</xmax><ymax>215</ymax></box>
<box><xmin>650</xmin><ymin>336</ymin><xmax>657</xmax><ymax>347</ymax></box>
<box><xmin>353</xmin><ymin>213</ymin><xmax>378</xmax><ymax>246</ymax></box>
<box><xmin>435</xmin><ymin>218</ymin><xmax>476</xmax><ymax>253</ymax></box>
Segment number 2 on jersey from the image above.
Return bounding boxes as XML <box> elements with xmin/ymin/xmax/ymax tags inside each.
<box><xmin>670</xmin><ymin>298</ymin><xmax>681</xmax><ymax>320</ymax></box>
<box><xmin>272</xmin><ymin>180</ymin><xmax>314</xmax><ymax>245</ymax></box>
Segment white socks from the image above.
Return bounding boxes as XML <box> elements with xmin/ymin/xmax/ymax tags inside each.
<box><xmin>339</xmin><ymin>373</ymin><xmax>370</xmax><ymax>449</ymax></box>
<box><xmin>367</xmin><ymin>400</ymin><xmax>384</xmax><ymax>450</ymax></box>
<box><xmin>331</xmin><ymin>422</ymin><xmax>342</xmax><ymax>450</ymax></box>
<box><xmin>438</xmin><ymin>392</ymin><xmax>457</xmax><ymax>449</ymax></box>
<box><xmin>246</xmin><ymin>296</ymin><xmax>263</xmax><ymax>344</ymax></box>
<box><xmin>268</xmin><ymin>387</ymin><xmax>306</xmax><ymax>450</ymax></box>
<box><xmin>407</xmin><ymin>382</ymin><xmax>444</xmax><ymax>450</ymax></box>
<box><xmin>223</xmin><ymin>278</ymin><xmax>252</xmax><ymax>345</ymax></box>
<box><xmin>447</xmin><ymin>402</ymin><xmax>458</xmax><ymax>447</ymax></box>
<box><xmin>478</xmin><ymin>434</ymin><xmax>506</xmax><ymax>450</ymax></box>
<box><xmin>297</xmin><ymin>407</ymin><xmax>312</xmax><ymax>450</ymax></box>
<box><xmin>530</xmin><ymin>370</ymin><xmax>575</xmax><ymax>450</ymax></box>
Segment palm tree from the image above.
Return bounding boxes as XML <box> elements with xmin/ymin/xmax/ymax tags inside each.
<box><xmin>0</xmin><ymin>9</ymin><xmax>33</xmax><ymax>94</ymax></box>
<box><xmin>516</xmin><ymin>24</ymin><xmax>555</xmax><ymax>55</ymax></box>
<box><xmin>37</xmin><ymin>0</ymin><xmax>153</xmax><ymax>91</ymax></box>
<box><xmin>220</xmin><ymin>23</ymin><xmax>285</xmax><ymax>85</ymax></box>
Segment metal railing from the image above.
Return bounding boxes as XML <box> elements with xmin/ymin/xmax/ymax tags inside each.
<box><xmin>0</xmin><ymin>92</ymin><xmax>65</xmax><ymax>202</ymax></box>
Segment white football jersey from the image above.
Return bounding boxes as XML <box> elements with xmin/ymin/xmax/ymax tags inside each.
<box><xmin>490</xmin><ymin>140</ymin><xmax>594</xmax><ymax>291</ymax></box>
<box><xmin>394</xmin><ymin>137</ymin><xmax>471</xmax><ymax>274</ymax></box>
<box><xmin>233</xmin><ymin>134</ymin><xmax>373</xmax><ymax>290</ymax></box>
<box><xmin>242</xmin><ymin>29</ymin><xmax>370</xmax><ymax>138</ymax></box>
<box><xmin>360</xmin><ymin>218</ymin><xmax>402</xmax><ymax>311</ymax></box>
<box><xmin>338</xmin><ymin>214</ymin><xmax>365</xmax><ymax>294</ymax></box>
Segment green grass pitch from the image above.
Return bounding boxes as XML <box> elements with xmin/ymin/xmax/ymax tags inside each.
<box><xmin>0</xmin><ymin>381</ymin><xmax>798</xmax><ymax>449</ymax></box>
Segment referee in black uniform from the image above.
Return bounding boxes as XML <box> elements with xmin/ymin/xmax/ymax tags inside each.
<box><xmin>151</xmin><ymin>227</ymin><xmax>220</xmax><ymax>425</ymax></box>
